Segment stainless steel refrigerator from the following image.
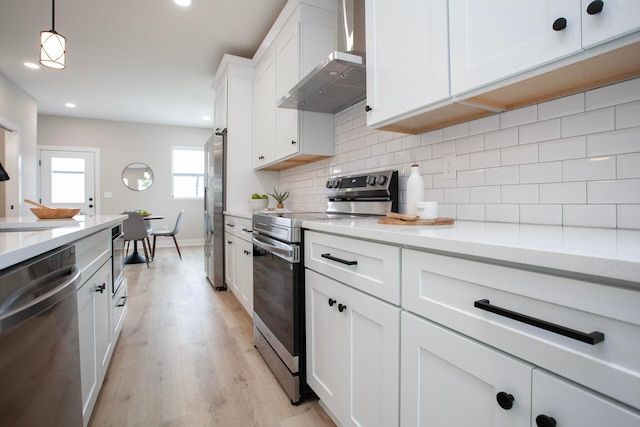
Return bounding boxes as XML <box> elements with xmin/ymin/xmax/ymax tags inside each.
<box><xmin>204</xmin><ymin>128</ymin><xmax>226</xmax><ymax>289</ymax></box>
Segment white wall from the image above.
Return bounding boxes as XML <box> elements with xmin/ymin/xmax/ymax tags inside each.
<box><xmin>37</xmin><ymin>115</ymin><xmax>212</xmax><ymax>244</ymax></box>
<box><xmin>0</xmin><ymin>72</ymin><xmax>38</xmax><ymax>216</ymax></box>
<box><xmin>278</xmin><ymin>78</ymin><xmax>640</xmax><ymax>230</ymax></box>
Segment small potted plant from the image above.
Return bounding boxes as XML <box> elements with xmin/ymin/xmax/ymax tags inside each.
<box><xmin>268</xmin><ymin>187</ymin><xmax>290</xmax><ymax>209</ymax></box>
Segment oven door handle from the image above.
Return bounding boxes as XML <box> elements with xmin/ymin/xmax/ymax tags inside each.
<box><xmin>252</xmin><ymin>235</ymin><xmax>298</xmax><ymax>263</ymax></box>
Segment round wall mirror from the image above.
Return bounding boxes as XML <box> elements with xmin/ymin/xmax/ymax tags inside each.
<box><xmin>122</xmin><ymin>162</ymin><xmax>154</xmax><ymax>191</ymax></box>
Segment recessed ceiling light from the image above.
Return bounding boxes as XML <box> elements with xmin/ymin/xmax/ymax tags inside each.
<box><xmin>24</xmin><ymin>62</ymin><xmax>40</xmax><ymax>69</ymax></box>
<box><xmin>65</xmin><ymin>103</ymin><xmax>76</xmax><ymax>108</ymax></box>
<box><xmin>202</xmin><ymin>116</ymin><xmax>211</xmax><ymax>121</ymax></box>
<box><xmin>174</xmin><ymin>0</ymin><xmax>191</xmax><ymax>6</ymax></box>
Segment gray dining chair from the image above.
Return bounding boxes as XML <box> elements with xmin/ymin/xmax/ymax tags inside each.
<box><xmin>151</xmin><ymin>210</ymin><xmax>184</xmax><ymax>260</ymax></box>
<box><xmin>122</xmin><ymin>211</ymin><xmax>151</xmax><ymax>267</ymax></box>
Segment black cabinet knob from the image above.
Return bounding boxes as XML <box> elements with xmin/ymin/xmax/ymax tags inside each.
<box><xmin>89</xmin><ymin>204</ymin><xmax>94</xmax><ymax>208</ymax></box>
<box><xmin>338</xmin><ymin>303</ymin><xmax>347</xmax><ymax>312</ymax></box>
<box><xmin>496</xmin><ymin>392</ymin><xmax>514</xmax><ymax>410</ymax></box>
<box><xmin>552</xmin><ymin>17</ymin><xmax>567</xmax><ymax>31</ymax></box>
<box><xmin>587</xmin><ymin>0</ymin><xmax>604</xmax><ymax>15</ymax></box>
<box><xmin>258</xmin><ymin>155</ymin><xmax>265</xmax><ymax>160</ymax></box>
<box><xmin>365</xmin><ymin>105</ymin><xmax>372</xmax><ymax>112</ymax></box>
<box><xmin>291</xmin><ymin>140</ymin><xmax>297</xmax><ymax>145</ymax></box>
<box><xmin>328</xmin><ymin>298</ymin><xmax>336</xmax><ymax>307</ymax></box>
<box><xmin>536</xmin><ymin>414</ymin><xmax>557</xmax><ymax>427</ymax></box>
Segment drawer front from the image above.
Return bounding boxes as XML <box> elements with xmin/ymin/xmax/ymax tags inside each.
<box><xmin>305</xmin><ymin>231</ymin><xmax>400</xmax><ymax>304</ymax></box>
<box><xmin>224</xmin><ymin>216</ymin><xmax>239</xmax><ymax>237</ymax></box>
<box><xmin>112</xmin><ymin>278</ymin><xmax>128</xmax><ymax>338</ymax></box>
<box><xmin>237</xmin><ymin>217</ymin><xmax>253</xmax><ymax>243</ymax></box>
<box><xmin>76</xmin><ymin>229</ymin><xmax>110</xmax><ymax>282</ymax></box>
<box><xmin>402</xmin><ymin>249</ymin><xmax>640</xmax><ymax>410</ymax></box>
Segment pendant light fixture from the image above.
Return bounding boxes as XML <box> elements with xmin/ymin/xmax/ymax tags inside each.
<box><xmin>40</xmin><ymin>0</ymin><xmax>66</xmax><ymax>70</ymax></box>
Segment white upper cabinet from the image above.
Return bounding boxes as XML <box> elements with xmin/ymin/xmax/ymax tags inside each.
<box><xmin>582</xmin><ymin>0</ymin><xmax>640</xmax><ymax>48</ymax></box>
<box><xmin>449</xmin><ymin>0</ymin><xmax>582</xmax><ymax>95</ymax></box>
<box><xmin>365</xmin><ymin>0</ymin><xmax>450</xmax><ymax>129</ymax></box>
<box><xmin>252</xmin><ymin>0</ymin><xmax>336</xmax><ymax>171</ymax></box>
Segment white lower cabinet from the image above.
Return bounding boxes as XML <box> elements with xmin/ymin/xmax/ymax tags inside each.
<box><xmin>401</xmin><ymin>312</ymin><xmax>534</xmax><ymax>427</ymax></box>
<box><xmin>224</xmin><ymin>215</ymin><xmax>253</xmax><ymax>315</ymax></box>
<box><xmin>305</xmin><ymin>269</ymin><xmax>400</xmax><ymax>427</ymax></box>
<box><xmin>77</xmin><ymin>260</ymin><xmax>112</xmax><ymax>425</ymax></box>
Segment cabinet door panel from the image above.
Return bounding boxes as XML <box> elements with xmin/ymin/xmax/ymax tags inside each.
<box><xmin>305</xmin><ymin>270</ymin><xmax>342</xmax><ymax>408</ymax></box>
<box><xmin>344</xmin><ymin>285</ymin><xmax>400</xmax><ymax>427</ymax></box>
<box><xmin>365</xmin><ymin>0</ymin><xmax>450</xmax><ymax>127</ymax></box>
<box><xmin>449</xmin><ymin>0</ymin><xmax>582</xmax><ymax>95</ymax></box>
<box><xmin>77</xmin><ymin>280</ymin><xmax>98</xmax><ymax>419</ymax></box>
<box><xmin>532</xmin><ymin>369</ymin><xmax>640</xmax><ymax>426</ymax></box>
<box><xmin>582</xmin><ymin>0</ymin><xmax>640</xmax><ymax>48</ymax></box>
<box><xmin>401</xmin><ymin>312</ymin><xmax>533</xmax><ymax>427</ymax></box>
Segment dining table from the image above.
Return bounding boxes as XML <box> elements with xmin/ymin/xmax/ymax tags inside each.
<box><xmin>124</xmin><ymin>214</ymin><xmax>164</xmax><ymax>264</ymax></box>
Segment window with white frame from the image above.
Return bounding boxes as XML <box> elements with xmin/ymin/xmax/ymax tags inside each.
<box><xmin>172</xmin><ymin>146</ymin><xmax>204</xmax><ymax>198</ymax></box>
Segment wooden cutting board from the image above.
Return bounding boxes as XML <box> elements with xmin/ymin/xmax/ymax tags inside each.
<box><xmin>377</xmin><ymin>217</ymin><xmax>454</xmax><ymax>226</ymax></box>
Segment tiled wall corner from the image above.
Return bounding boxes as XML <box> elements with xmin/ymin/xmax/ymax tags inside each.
<box><xmin>278</xmin><ymin>78</ymin><xmax>640</xmax><ymax>229</ymax></box>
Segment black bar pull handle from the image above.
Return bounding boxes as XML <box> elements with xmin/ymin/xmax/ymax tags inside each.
<box><xmin>474</xmin><ymin>299</ymin><xmax>604</xmax><ymax>345</ymax></box>
<box><xmin>321</xmin><ymin>253</ymin><xmax>357</xmax><ymax>266</ymax></box>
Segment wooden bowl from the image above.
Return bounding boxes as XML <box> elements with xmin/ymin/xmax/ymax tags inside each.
<box><xmin>30</xmin><ymin>207</ymin><xmax>81</xmax><ymax>219</ymax></box>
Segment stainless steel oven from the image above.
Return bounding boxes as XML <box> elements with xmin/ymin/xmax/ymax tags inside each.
<box><xmin>111</xmin><ymin>224</ymin><xmax>125</xmax><ymax>296</ymax></box>
<box><xmin>252</xmin><ymin>169</ymin><xmax>398</xmax><ymax>404</ymax></box>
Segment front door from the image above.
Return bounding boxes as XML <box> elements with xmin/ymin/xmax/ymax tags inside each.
<box><xmin>39</xmin><ymin>148</ymin><xmax>98</xmax><ymax>215</ymax></box>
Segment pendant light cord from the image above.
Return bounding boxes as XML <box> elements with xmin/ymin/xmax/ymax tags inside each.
<box><xmin>51</xmin><ymin>0</ymin><xmax>55</xmax><ymax>31</ymax></box>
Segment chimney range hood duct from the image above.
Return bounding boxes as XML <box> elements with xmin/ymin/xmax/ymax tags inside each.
<box><xmin>277</xmin><ymin>0</ymin><xmax>366</xmax><ymax>114</ymax></box>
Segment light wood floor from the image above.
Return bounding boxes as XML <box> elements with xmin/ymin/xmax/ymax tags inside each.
<box><xmin>89</xmin><ymin>246</ymin><xmax>335</xmax><ymax>427</ymax></box>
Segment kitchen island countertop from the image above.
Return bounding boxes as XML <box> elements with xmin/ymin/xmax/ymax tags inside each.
<box><xmin>302</xmin><ymin>218</ymin><xmax>640</xmax><ymax>286</ymax></box>
<box><xmin>0</xmin><ymin>215</ymin><xmax>127</xmax><ymax>270</ymax></box>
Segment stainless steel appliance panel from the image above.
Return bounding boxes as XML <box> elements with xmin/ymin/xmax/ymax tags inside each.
<box><xmin>204</xmin><ymin>128</ymin><xmax>227</xmax><ymax>289</ymax></box>
<box><xmin>0</xmin><ymin>246</ymin><xmax>83</xmax><ymax>426</ymax></box>
<box><xmin>111</xmin><ymin>224</ymin><xmax>125</xmax><ymax>296</ymax></box>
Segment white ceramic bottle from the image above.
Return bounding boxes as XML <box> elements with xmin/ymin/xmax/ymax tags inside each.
<box><xmin>406</xmin><ymin>163</ymin><xmax>425</xmax><ymax>216</ymax></box>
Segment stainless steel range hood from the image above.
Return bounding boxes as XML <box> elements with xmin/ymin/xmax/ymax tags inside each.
<box><xmin>277</xmin><ymin>0</ymin><xmax>366</xmax><ymax>114</ymax></box>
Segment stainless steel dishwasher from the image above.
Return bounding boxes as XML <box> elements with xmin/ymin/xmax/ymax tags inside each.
<box><xmin>0</xmin><ymin>245</ymin><xmax>83</xmax><ymax>426</ymax></box>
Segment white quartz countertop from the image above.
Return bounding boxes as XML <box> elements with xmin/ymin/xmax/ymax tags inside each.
<box><xmin>301</xmin><ymin>218</ymin><xmax>640</xmax><ymax>285</ymax></box>
<box><xmin>0</xmin><ymin>215</ymin><xmax>127</xmax><ymax>270</ymax></box>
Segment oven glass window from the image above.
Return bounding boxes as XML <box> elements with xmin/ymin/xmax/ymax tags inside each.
<box><xmin>253</xmin><ymin>246</ymin><xmax>301</xmax><ymax>356</ymax></box>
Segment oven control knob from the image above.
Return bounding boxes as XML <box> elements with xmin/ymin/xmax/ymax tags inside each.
<box><xmin>377</xmin><ymin>175</ymin><xmax>387</xmax><ymax>185</ymax></box>
<box><xmin>366</xmin><ymin>175</ymin><xmax>376</xmax><ymax>186</ymax></box>
<box><xmin>333</xmin><ymin>179</ymin><xmax>341</xmax><ymax>188</ymax></box>
<box><xmin>326</xmin><ymin>180</ymin><xmax>333</xmax><ymax>188</ymax></box>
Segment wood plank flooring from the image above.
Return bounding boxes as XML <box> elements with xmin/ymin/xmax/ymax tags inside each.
<box><xmin>89</xmin><ymin>246</ymin><xmax>335</xmax><ymax>427</ymax></box>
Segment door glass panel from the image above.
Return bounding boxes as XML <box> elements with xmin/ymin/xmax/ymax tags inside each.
<box><xmin>51</xmin><ymin>157</ymin><xmax>85</xmax><ymax>203</ymax></box>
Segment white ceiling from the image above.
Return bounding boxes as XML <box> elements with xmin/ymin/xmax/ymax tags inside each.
<box><xmin>0</xmin><ymin>0</ymin><xmax>288</xmax><ymax>129</ymax></box>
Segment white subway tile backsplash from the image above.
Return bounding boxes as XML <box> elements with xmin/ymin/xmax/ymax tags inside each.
<box><xmin>486</xmin><ymin>204</ymin><xmax>519</xmax><ymax>223</ymax></box>
<box><xmin>500</xmin><ymin>105</ymin><xmax>537</xmax><ymax>129</ymax></box>
<box><xmin>280</xmin><ymin>78</ymin><xmax>640</xmax><ymax>230</ymax></box>
<box><xmin>456</xmin><ymin>134</ymin><xmax>484</xmax><ymax>154</ymax></box>
<box><xmin>469</xmin><ymin>149</ymin><xmax>501</xmax><ymax>169</ymax></box>
<box><xmin>586</xmin><ymin>78</ymin><xmax>640</xmax><ymax>111</ymax></box>
<box><xmin>540</xmin><ymin>182</ymin><xmax>586</xmax><ymax>204</ymax></box>
<box><xmin>588</xmin><ymin>179</ymin><xmax>640</xmax><ymax>204</ymax></box>
<box><xmin>520</xmin><ymin>162</ymin><xmax>561</xmax><ymax>184</ymax></box>
<box><xmin>485</xmin><ymin>166</ymin><xmax>519</xmax><ymax>185</ymax></box>
<box><xmin>561</xmin><ymin>108</ymin><xmax>615</xmax><ymax>137</ymax></box>
<box><xmin>563</xmin><ymin>205</ymin><xmax>617</xmax><ymax>228</ymax></box>
<box><xmin>538</xmin><ymin>93</ymin><xmax>584</xmax><ymax>120</ymax></box>
<box><xmin>562</xmin><ymin>156</ymin><xmax>616</xmax><ymax>182</ymax></box>
<box><xmin>539</xmin><ymin>136</ymin><xmax>586</xmax><ymax>162</ymax></box>
<box><xmin>469</xmin><ymin>115</ymin><xmax>500</xmax><ymax>135</ymax></box>
<box><xmin>520</xmin><ymin>205</ymin><xmax>562</xmax><ymax>225</ymax></box>
<box><xmin>457</xmin><ymin>204</ymin><xmax>485</xmax><ymax>221</ymax></box>
<box><xmin>470</xmin><ymin>186</ymin><xmax>501</xmax><ymax>204</ymax></box>
<box><xmin>618</xmin><ymin>205</ymin><xmax>640</xmax><ymax>229</ymax></box>
<box><xmin>485</xmin><ymin>127</ymin><xmax>518</xmax><ymax>150</ymax></box>
<box><xmin>616</xmin><ymin>101</ymin><xmax>640</xmax><ymax>129</ymax></box>
<box><xmin>519</xmin><ymin>119</ymin><xmax>561</xmax><ymax>144</ymax></box>
<box><xmin>443</xmin><ymin>122</ymin><xmax>469</xmax><ymax>141</ymax></box>
<box><xmin>501</xmin><ymin>184</ymin><xmax>539</xmax><ymax>204</ymax></box>
<box><xmin>618</xmin><ymin>153</ymin><xmax>640</xmax><ymax>179</ymax></box>
<box><xmin>587</xmin><ymin>127</ymin><xmax>640</xmax><ymax>156</ymax></box>
<box><xmin>501</xmin><ymin>143</ymin><xmax>539</xmax><ymax>166</ymax></box>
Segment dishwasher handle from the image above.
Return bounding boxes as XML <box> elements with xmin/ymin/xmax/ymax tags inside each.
<box><xmin>0</xmin><ymin>265</ymin><xmax>81</xmax><ymax>333</ymax></box>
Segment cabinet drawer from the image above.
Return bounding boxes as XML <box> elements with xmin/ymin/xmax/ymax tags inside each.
<box><xmin>76</xmin><ymin>229</ymin><xmax>110</xmax><ymax>282</ymax></box>
<box><xmin>305</xmin><ymin>231</ymin><xmax>400</xmax><ymax>304</ymax></box>
<box><xmin>112</xmin><ymin>278</ymin><xmax>128</xmax><ymax>338</ymax></box>
<box><xmin>532</xmin><ymin>369</ymin><xmax>640</xmax><ymax>426</ymax></box>
<box><xmin>224</xmin><ymin>216</ymin><xmax>252</xmax><ymax>242</ymax></box>
<box><xmin>402</xmin><ymin>249</ymin><xmax>640</xmax><ymax>410</ymax></box>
